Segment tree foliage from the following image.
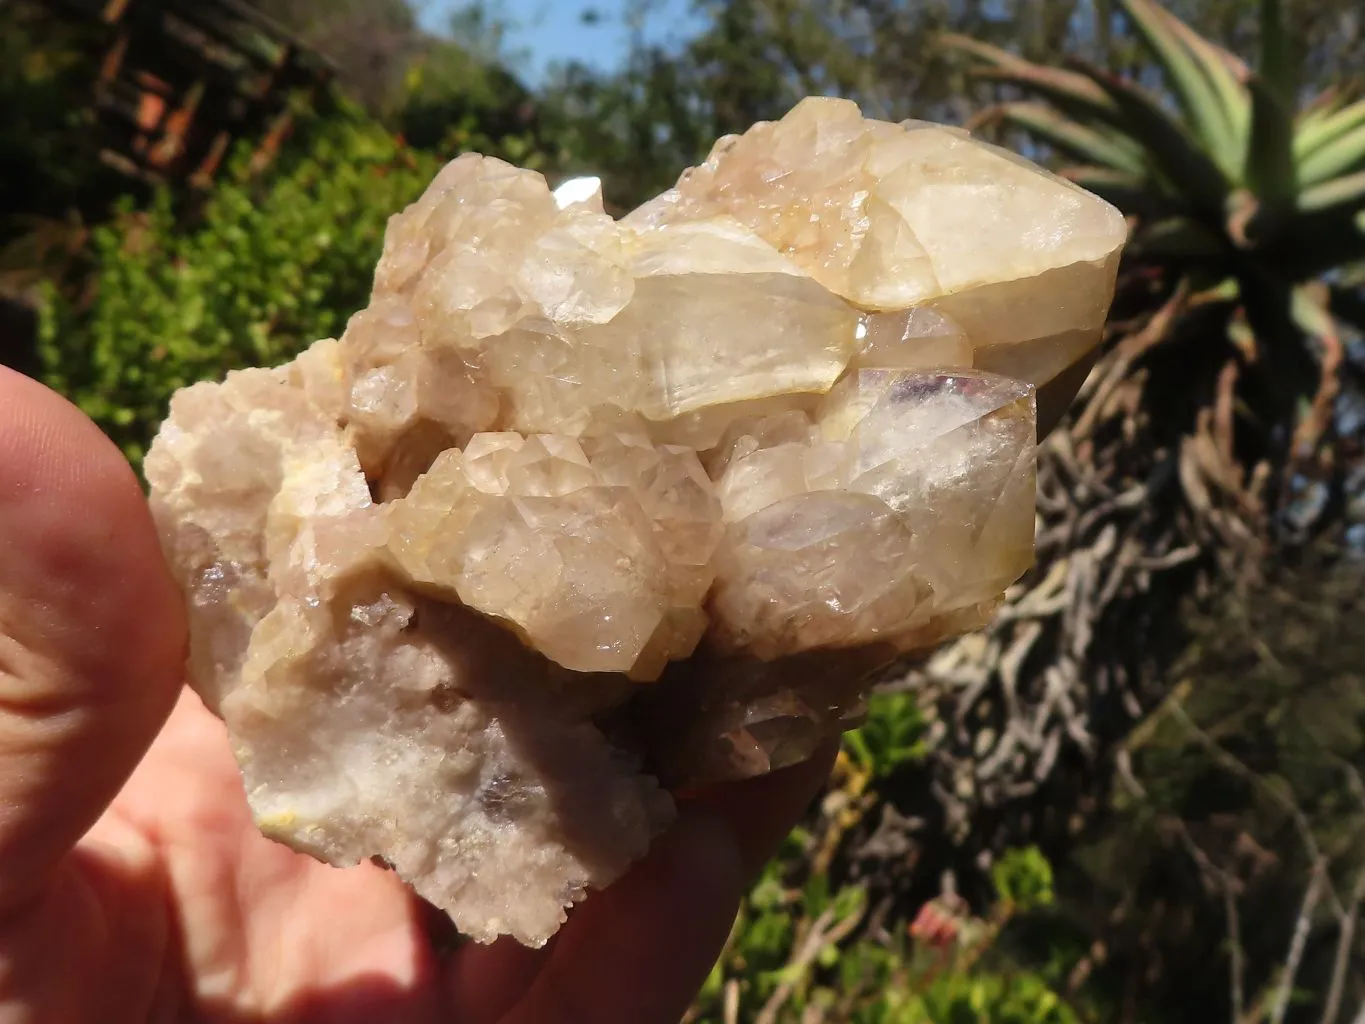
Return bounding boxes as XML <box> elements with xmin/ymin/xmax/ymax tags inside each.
<box><xmin>37</xmin><ymin>109</ymin><xmax>436</xmax><ymax>466</ymax></box>
<box><xmin>1046</xmin><ymin>557</ymin><xmax>1365</xmax><ymax>1022</ymax></box>
<box><xmin>266</xmin><ymin>0</ymin><xmax>422</xmax><ymax>113</ymax></box>
<box><xmin>687</xmin><ymin>697</ymin><xmax>1085</xmax><ymax>1023</ymax></box>
<box><xmin>0</xmin><ymin>2</ymin><xmax>134</xmax><ymax>280</ymax></box>
<box><xmin>536</xmin><ymin>0</ymin><xmax>1365</xmax><ymax>210</ymax></box>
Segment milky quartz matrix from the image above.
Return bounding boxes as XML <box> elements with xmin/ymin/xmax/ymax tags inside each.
<box><xmin>145</xmin><ymin>97</ymin><xmax>1126</xmax><ymax>946</ymax></box>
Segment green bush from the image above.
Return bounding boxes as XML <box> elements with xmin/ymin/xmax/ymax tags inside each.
<box><xmin>845</xmin><ymin>691</ymin><xmax>928</xmax><ymax>778</ymax></box>
<box><xmin>688</xmin><ymin>837</ymin><xmax>1077</xmax><ymax>1023</ymax></box>
<box><xmin>37</xmin><ymin>109</ymin><xmax>438</xmax><ymax>467</ymax></box>
<box><xmin>685</xmin><ymin>682</ymin><xmax>1080</xmax><ymax>1023</ymax></box>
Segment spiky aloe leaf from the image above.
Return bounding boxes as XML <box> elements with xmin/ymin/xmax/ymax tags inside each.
<box><xmin>1061</xmin><ymin>166</ymin><xmax>1176</xmax><ymax>217</ymax></box>
<box><xmin>1257</xmin><ymin>0</ymin><xmax>1297</xmax><ymax>108</ymax></box>
<box><xmin>1288</xmin><ymin>287</ymin><xmax>1339</xmax><ymax>362</ymax></box>
<box><xmin>1076</xmin><ymin>59</ymin><xmax>1232</xmax><ymax>213</ymax></box>
<box><xmin>1137</xmin><ymin>216</ymin><xmax>1230</xmax><ymax>259</ymax></box>
<box><xmin>1297</xmin><ymin>121</ymin><xmax>1365</xmax><ymax>189</ymax></box>
<box><xmin>1243</xmin><ymin>75</ymin><xmax>1297</xmax><ymax>214</ymax></box>
<box><xmin>1296</xmin><ymin>88</ymin><xmax>1347</xmax><ymax>136</ymax></box>
<box><xmin>1278</xmin><ymin>205</ymin><xmax>1365</xmax><ymax>279</ymax></box>
<box><xmin>942</xmin><ymin>34</ymin><xmax>1123</xmax><ymax>127</ymax></box>
<box><xmin>981</xmin><ymin>103</ymin><xmax>1147</xmax><ymax>176</ymax></box>
<box><xmin>1146</xmin><ymin>0</ymin><xmax>1252</xmax><ymax>147</ymax></box>
<box><xmin>1118</xmin><ymin>0</ymin><xmax>1241</xmax><ymax>175</ymax></box>
<box><xmin>1293</xmin><ymin>99</ymin><xmax>1365</xmax><ymax>163</ymax></box>
<box><xmin>944</xmin><ymin>33</ymin><xmax>1124</xmax><ymax>136</ymax></box>
<box><xmin>1298</xmin><ymin>170</ymin><xmax>1365</xmax><ymax>215</ymax></box>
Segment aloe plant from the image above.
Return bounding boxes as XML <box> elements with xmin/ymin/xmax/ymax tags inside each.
<box><xmin>952</xmin><ymin>0</ymin><xmax>1365</xmax><ymax>280</ymax></box>
<box><xmin>948</xmin><ymin>0</ymin><xmax>1365</xmax><ymax>471</ymax></box>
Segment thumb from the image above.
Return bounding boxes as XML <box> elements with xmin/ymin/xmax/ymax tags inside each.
<box><xmin>0</xmin><ymin>367</ymin><xmax>185</xmax><ymax>917</ymax></box>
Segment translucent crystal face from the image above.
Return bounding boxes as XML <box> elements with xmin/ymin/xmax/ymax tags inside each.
<box><xmin>144</xmin><ymin>96</ymin><xmax>1127</xmax><ymax>948</ymax></box>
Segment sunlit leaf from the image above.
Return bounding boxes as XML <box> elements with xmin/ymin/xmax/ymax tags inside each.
<box><xmin>1294</xmin><ymin>98</ymin><xmax>1365</xmax><ymax>163</ymax></box>
<box><xmin>1117</xmin><ymin>0</ymin><xmax>1240</xmax><ymax>174</ymax></box>
<box><xmin>1298</xmin><ymin>122</ymin><xmax>1365</xmax><ymax>189</ymax></box>
<box><xmin>1145</xmin><ymin>0</ymin><xmax>1252</xmax><ymax>147</ymax></box>
<box><xmin>943</xmin><ymin>33</ymin><xmax>1122</xmax><ymax>126</ymax></box>
<box><xmin>1298</xmin><ymin>169</ymin><xmax>1365</xmax><ymax>215</ymax></box>
<box><xmin>986</xmin><ymin>102</ymin><xmax>1147</xmax><ymax>175</ymax></box>
<box><xmin>1078</xmin><ymin>59</ymin><xmax>1232</xmax><ymax>212</ymax></box>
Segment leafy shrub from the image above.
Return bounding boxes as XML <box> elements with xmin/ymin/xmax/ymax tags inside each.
<box><xmin>37</xmin><ymin>109</ymin><xmax>438</xmax><ymax>466</ymax></box>
<box><xmin>0</xmin><ymin>2</ymin><xmax>124</xmax><ymax>238</ymax></box>
<box><xmin>845</xmin><ymin>691</ymin><xmax>928</xmax><ymax>778</ymax></box>
<box><xmin>685</xmin><ymin>679</ymin><xmax>1079</xmax><ymax>1024</ymax></box>
<box><xmin>990</xmin><ymin>847</ymin><xmax>1055</xmax><ymax>916</ymax></box>
<box><xmin>689</xmin><ymin>838</ymin><xmax>1076</xmax><ymax>1023</ymax></box>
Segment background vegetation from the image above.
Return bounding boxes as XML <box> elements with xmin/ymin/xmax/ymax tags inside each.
<box><xmin>3</xmin><ymin>0</ymin><xmax>1363</xmax><ymax>1020</ymax></box>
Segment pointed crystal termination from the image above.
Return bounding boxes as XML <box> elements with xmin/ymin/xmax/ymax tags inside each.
<box><xmin>144</xmin><ymin>97</ymin><xmax>1126</xmax><ymax>947</ymax></box>
<box><xmin>628</xmin><ymin>96</ymin><xmax>1126</xmax><ymax>388</ymax></box>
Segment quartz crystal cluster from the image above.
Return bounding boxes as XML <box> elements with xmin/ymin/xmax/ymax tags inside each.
<box><xmin>145</xmin><ymin>97</ymin><xmax>1126</xmax><ymax>946</ymax></box>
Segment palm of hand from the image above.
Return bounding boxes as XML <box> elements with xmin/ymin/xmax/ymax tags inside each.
<box><xmin>31</xmin><ymin>689</ymin><xmax>453</xmax><ymax>1023</ymax></box>
<box><xmin>0</xmin><ymin>366</ymin><xmax>831</xmax><ymax>1024</ymax></box>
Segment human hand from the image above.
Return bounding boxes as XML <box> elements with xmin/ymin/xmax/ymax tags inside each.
<box><xmin>0</xmin><ymin>365</ymin><xmax>836</xmax><ymax>1024</ymax></box>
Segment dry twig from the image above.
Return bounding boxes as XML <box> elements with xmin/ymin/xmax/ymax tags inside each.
<box><xmin>1271</xmin><ymin>859</ymin><xmax>1327</xmax><ymax>1024</ymax></box>
<box><xmin>753</xmin><ymin>904</ymin><xmax>866</xmax><ymax>1024</ymax></box>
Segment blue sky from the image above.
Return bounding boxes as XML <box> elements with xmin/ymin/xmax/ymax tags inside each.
<box><xmin>416</xmin><ymin>1</ymin><xmax>703</xmax><ymax>81</ymax></box>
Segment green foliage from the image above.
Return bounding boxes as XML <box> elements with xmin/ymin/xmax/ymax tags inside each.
<box><xmin>955</xmin><ymin>0</ymin><xmax>1365</xmax><ymax>287</ymax></box>
<box><xmin>266</xmin><ymin>0</ymin><xmax>421</xmax><ymax>113</ymax></box>
<box><xmin>950</xmin><ymin>0</ymin><xmax>1365</xmax><ymax>442</ymax></box>
<box><xmin>535</xmin><ymin>0</ymin><xmax>1365</xmax><ymax>212</ymax></box>
<box><xmin>37</xmin><ymin>110</ymin><xmax>437</xmax><ymax>467</ymax></box>
<box><xmin>844</xmin><ymin>691</ymin><xmax>928</xmax><ymax>778</ymax></box>
<box><xmin>262</xmin><ymin>0</ymin><xmax>571</xmax><ymax>173</ymax></box>
<box><xmin>898</xmin><ymin>971</ymin><xmax>1080</xmax><ymax>1024</ymax></box>
<box><xmin>691</xmin><ymin>688</ymin><xmax>1075</xmax><ymax>1024</ymax></box>
<box><xmin>691</xmin><ymin>840</ymin><xmax>1078</xmax><ymax>1023</ymax></box>
<box><xmin>686</xmin><ymin>673</ymin><xmax>1074</xmax><ymax>1022</ymax></box>
<box><xmin>394</xmin><ymin>41</ymin><xmax>569</xmax><ymax>173</ymax></box>
<box><xmin>1050</xmin><ymin>561</ymin><xmax>1365</xmax><ymax>1022</ymax></box>
<box><xmin>991</xmin><ymin>847</ymin><xmax>1056</xmax><ymax>915</ymax></box>
<box><xmin>15</xmin><ymin>5</ymin><xmax>1365</xmax><ymax>1023</ymax></box>
<box><xmin>0</xmin><ymin>4</ymin><xmax>102</xmax><ymax>214</ymax></box>
<box><xmin>399</xmin><ymin>47</ymin><xmax>531</xmax><ymax>153</ymax></box>
<box><xmin>0</xmin><ymin>1</ymin><xmax>131</xmax><ymax>291</ymax></box>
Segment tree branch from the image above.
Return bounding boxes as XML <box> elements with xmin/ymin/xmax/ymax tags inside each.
<box><xmin>1321</xmin><ymin>867</ymin><xmax>1365</xmax><ymax>1024</ymax></box>
<box><xmin>1321</xmin><ymin>754</ymin><xmax>1365</xmax><ymax>1024</ymax></box>
<box><xmin>1272</xmin><ymin>858</ymin><xmax>1327</xmax><ymax>1024</ymax></box>
<box><xmin>1167</xmin><ymin>700</ymin><xmax>1344</xmax><ymax>916</ymax></box>
<box><xmin>1225</xmin><ymin>879</ymin><xmax>1246</xmax><ymax>1024</ymax></box>
<box><xmin>1168</xmin><ymin>817</ymin><xmax>1245</xmax><ymax>1023</ymax></box>
<box><xmin>754</xmin><ymin>902</ymin><xmax>865</xmax><ymax>1024</ymax></box>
